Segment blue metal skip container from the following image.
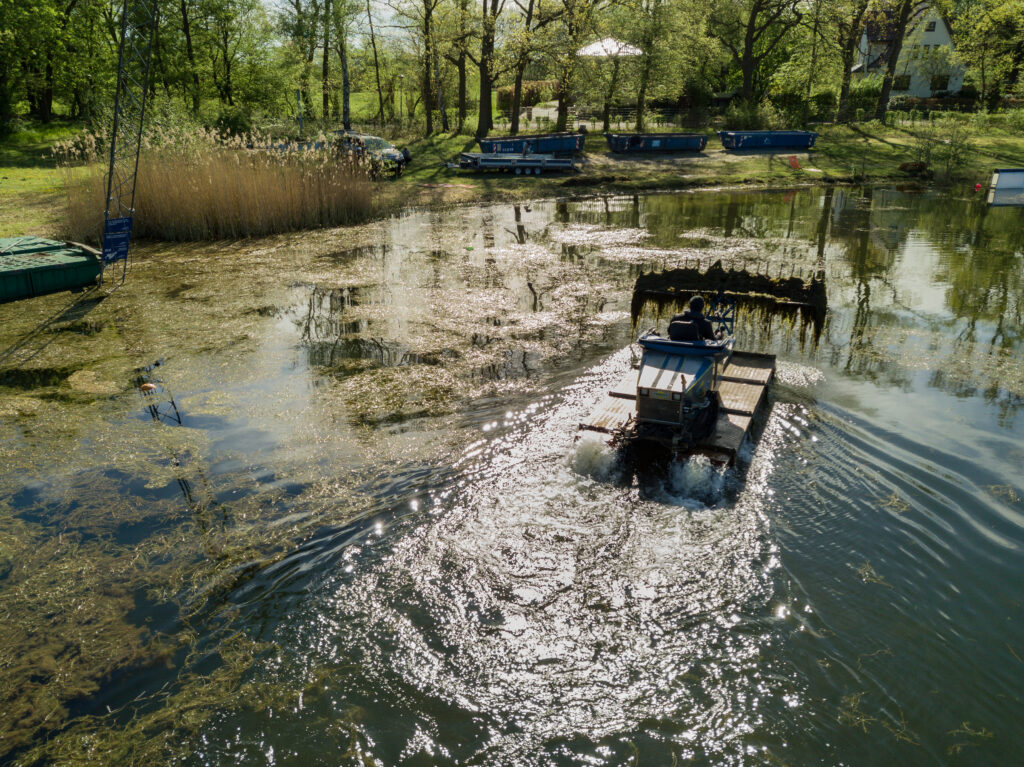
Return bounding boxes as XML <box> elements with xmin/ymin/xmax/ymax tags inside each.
<box><xmin>718</xmin><ymin>130</ymin><xmax>818</xmax><ymax>150</ymax></box>
<box><xmin>477</xmin><ymin>132</ymin><xmax>586</xmax><ymax>154</ymax></box>
<box><xmin>605</xmin><ymin>133</ymin><xmax>707</xmax><ymax>153</ymax></box>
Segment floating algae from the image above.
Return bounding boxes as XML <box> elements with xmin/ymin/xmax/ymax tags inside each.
<box><xmin>66</xmin><ymin>369</ymin><xmax>121</xmax><ymax>396</ymax></box>
<box><xmin>0</xmin><ymin>396</ymin><xmax>44</xmax><ymax>418</ymax></box>
<box><xmin>0</xmin><ymin>208</ymin><xmax>646</xmax><ymax>761</ymax></box>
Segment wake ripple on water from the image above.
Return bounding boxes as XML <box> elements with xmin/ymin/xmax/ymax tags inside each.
<box><xmin>761</xmin><ymin>395</ymin><xmax>1024</xmax><ymax>764</ymax></box>
<box><xmin>201</xmin><ymin>350</ymin><xmax>795</xmax><ymax>766</ymax></box>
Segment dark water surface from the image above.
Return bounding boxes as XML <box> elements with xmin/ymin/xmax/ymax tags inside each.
<box><xmin>1</xmin><ymin>188</ymin><xmax>1022</xmax><ymax>765</ymax></box>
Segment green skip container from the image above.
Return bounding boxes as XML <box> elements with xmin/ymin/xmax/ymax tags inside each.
<box><xmin>0</xmin><ymin>237</ymin><xmax>102</xmax><ymax>303</ymax></box>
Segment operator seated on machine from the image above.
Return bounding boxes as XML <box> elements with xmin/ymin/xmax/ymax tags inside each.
<box><xmin>667</xmin><ymin>295</ymin><xmax>719</xmax><ymax>342</ymax></box>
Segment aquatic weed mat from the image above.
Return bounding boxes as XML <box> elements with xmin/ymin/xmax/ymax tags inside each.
<box><xmin>0</xmin><ymin>209</ymin><xmax>643</xmax><ymax>760</ymax></box>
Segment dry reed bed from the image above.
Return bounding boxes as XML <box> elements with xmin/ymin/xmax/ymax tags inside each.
<box><xmin>59</xmin><ymin>129</ymin><xmax>378</xmax><ymax>242</ymax></box>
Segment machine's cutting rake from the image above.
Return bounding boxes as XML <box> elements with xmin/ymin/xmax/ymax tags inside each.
<box><xmin>630</xmin><ymin>258</ymin><xmax>827</xmax><ymax>326</ymax></box>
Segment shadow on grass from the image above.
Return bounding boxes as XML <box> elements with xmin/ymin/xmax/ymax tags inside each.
<box><xmin>965</xmin><ymin>139</ymin><xmax>1024</xmax><ymax>167</ymax></box>
<box><xmin>0</xmin><ymin>120</ymin><xmax>84</xmax><ymax>169</ymax></box>
<box><xmin>849</xmin><ymin>124</ymin><xmax>903</xmax><ymax>149</ymax></box>
<box><xmin>0</xmin><ymin>142</ymin><xmax>62</xmax><ymax>169</ymax></box>
<box><xmin>887</xmin><ymin>123</ymin><xmax>1024</xmax><ymax>167</ymax></box>
<box><xmin>403</xmin><ymin>133</ymin><xmax>477</xmax><ymax>182</ymax></box>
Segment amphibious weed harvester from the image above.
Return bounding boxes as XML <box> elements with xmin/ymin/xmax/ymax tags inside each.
<box><xmin>581</xmin><ymin>259</ymin><xmax>824</xmax><ymax>466</ymax></box>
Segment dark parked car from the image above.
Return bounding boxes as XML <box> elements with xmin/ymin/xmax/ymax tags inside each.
<box><xmin>334</xmin><ymin>131</ymin><xmax>411</xmax><ymax>175</ymax></box>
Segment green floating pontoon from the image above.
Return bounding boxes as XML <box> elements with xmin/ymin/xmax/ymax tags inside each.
<box><xmin>0</xmin><ymin>237</ymin><xmax>102</xmax><ymax>303</ymax></box>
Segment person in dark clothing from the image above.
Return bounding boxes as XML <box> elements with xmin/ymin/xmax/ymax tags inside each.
<box><xmin>668</xmin><ymin>295</ymin><xmax>717</xmax><ymax>341</ymax></box>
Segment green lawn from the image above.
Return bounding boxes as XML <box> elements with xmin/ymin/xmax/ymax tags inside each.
<box><xmin>0</xmin><ymin>124</ymin><xmax>77</xmax><ymax>237</ymax></box>
<box><xmin>402</xmin><ymin>134</ymin><xmax>477</xmax><ymax>182</ymax></box>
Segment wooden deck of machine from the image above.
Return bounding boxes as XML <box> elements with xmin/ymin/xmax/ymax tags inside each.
<box><xmin>579</xmin><ymin>350</ymin><xmax>776</xmax><ymax>465</ymax></box>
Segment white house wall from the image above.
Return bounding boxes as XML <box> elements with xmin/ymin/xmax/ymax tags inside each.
<box><xmin>854</xmin><ymin>6</ymin><xmax>966</xmax><ymax>99</ymax></box>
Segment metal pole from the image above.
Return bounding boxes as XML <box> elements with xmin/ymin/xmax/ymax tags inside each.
<box><xmin>101</xmin><ymin>0</ymin><xmax>158</xmax><ymax>284</ymax></box>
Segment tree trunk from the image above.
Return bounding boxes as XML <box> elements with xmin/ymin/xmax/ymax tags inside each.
<box><xmin>457</xmin><ymin>54</ymin><xmax>467</xmax><ymax>130</ymax></box>
<box><xmin>635</xmin><ymin>57</ymin><xmax>651</xmax><ymax>132</ymax></box>
<box><xmin>805</xmin><ymin>0</ymin><xmax>819</xmax><ymax>101</ymax></box>
<box><xmin>366</xmin><ymin>0</ymin><xmax>385</xmax><ymax>124</ymax></box>
<box><xmin>874</xmin><ymin>0</ymin><xmax>914</xmax><ymax>121</ymax></box>
<box><xmin>221</xmin><ymin>29</ymin><xmax>234</xmax><ymax>105</ymax></box>
<box><xmin>979</xmin><ymin>47</ymin><xmax>987</xmax><ymax>107</ymax></box>
<box><xmin>475</xmin><ymin>0</ymin><xmax>498</xmax><ymax>138</ymax></box>
<box><xmin>603</xmin><ymin>57</ymin><xmax>620</xmax><ymax>132</ymax></box>
<box><xmin>456</xmin><ymin>0</ymin><xmax>468</xmax><ymax>130</ymax></box>
<box><xmin>739</xmin><ymin>13</ymin><xmax>757</xmax><ymax>102</ymax></box>
<box><xmin>510</xmin><ymin>62</ymin><xmax>526</xmax><ymax>134</ymax></box>
<box><xmin>509</xmin><ymin>0</ymin><xmax>534</xmax><ymax>135</ymax></box>
<box><xmin>434</xmin><ymin>51</ymin><xmax>449</xmax><ymax>131</ymax></box>
<box><xmin>337</xmin><ymin>28</ymin><xmax>351</xmax><ymax>130</ymax></box>
<box><xmin>721</xmin><ymin>0</ymin><xmax>801</xmax><ymax>104</ymax></box>
<box><xmin>1</xmin><ymin>66</ymin><xmax>12</xmax><ymax>122</ymax></box>
<box><xmin>422</xmin><ymin>5</ymin><xmax>435</xmax><ymax>134</ymax></box>
<box><xmin>40</xmin><ymin>59</ymin><xmax>54</xmax><ymax>122</ymax></box>
<box><xmin>209</xmin><ymin>57</ymin><xmax>221</xmax><ymax>104</ymax></box>
<box><xmin>322</xmin><ymin>0</ymin><xmax>331</xmax><ymax>120</ymax></box>
<box><xmin>180</xmin><ymin>0</ymin><xmax>200</xmax><ymax>114</ymax></box>
<box><xmin>300</xmin><ymin>2</ymin><xmax>315</xmax><ymax>117</ymax></box>
<box><xmin>26</xmin><ymin>63</ymin><xmax>42</xmax><ymax>119</ymax></box>
<box><xmin>477</xmin><ymin>57</ymin><xmax>493</xmax><ymax>137</ymax></box>
<box><xmin>555</xmin><ymin>85</ymin><xmax>569</xmax><ymax>131</ymax></box>
<box><xmin>835</xmin><ymin>0</ymin><xmax>868</xmax><ymax>122</ymax></box>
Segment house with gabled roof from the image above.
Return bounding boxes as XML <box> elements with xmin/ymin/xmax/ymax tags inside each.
<box><xmin>852</xmin><ymin>2</ymin><xmax>966</xmax><ymax>98</ymax></box>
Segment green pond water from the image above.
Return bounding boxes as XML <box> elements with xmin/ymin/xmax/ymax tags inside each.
<box><xmin>0</xmin><ymin>187</ymin><xmax>1022</xmax><ymax>765</ymax></box>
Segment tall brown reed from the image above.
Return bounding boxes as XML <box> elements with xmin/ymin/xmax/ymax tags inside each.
<box><xmin>59</xmin><ymin>128</ymin><xmax>378</xmax><ymax>242</ymax></box>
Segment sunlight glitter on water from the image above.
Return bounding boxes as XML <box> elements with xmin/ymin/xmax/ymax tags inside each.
<box><xmin>251</xmin><ymin>350</ymin><xmax>793</xmax><ymax>765</ymax></box>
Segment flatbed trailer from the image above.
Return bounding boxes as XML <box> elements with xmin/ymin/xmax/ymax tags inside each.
<box><xmin>579</xmin><ymin>350</ymin><xmax>776</xmax><ymax>466</ymax></box>
<box><xmin>449</xmin><ymin>152</ymin><xmax>577</xmax><ymax>174</ymax></box>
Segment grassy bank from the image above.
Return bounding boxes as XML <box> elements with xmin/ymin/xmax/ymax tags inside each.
<box><xmin>3</xmin><ymin>118</ymin><xmax>1024</xmax><ymax>240</ymax></box>
<box><xmin>0</xmin><ymin>121</ymin><xmax>84</xmax><ymax>237</ymax></box>
<box><xmin>393</xmin><ymin>121</ymin><xmax>1024</xmax><ymax>208</ymax></box>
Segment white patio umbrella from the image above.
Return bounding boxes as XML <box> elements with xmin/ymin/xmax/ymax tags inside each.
<box><xmin>577</xmin><ymin>38</ymin><xmax>643</xmax><ymax>58</ymax></box>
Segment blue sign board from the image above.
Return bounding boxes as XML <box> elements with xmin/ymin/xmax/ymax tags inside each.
<box><xmin>101</xmin><ymin>216</ymin><xmax>133</xmax><ymax>263</ymax></box>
